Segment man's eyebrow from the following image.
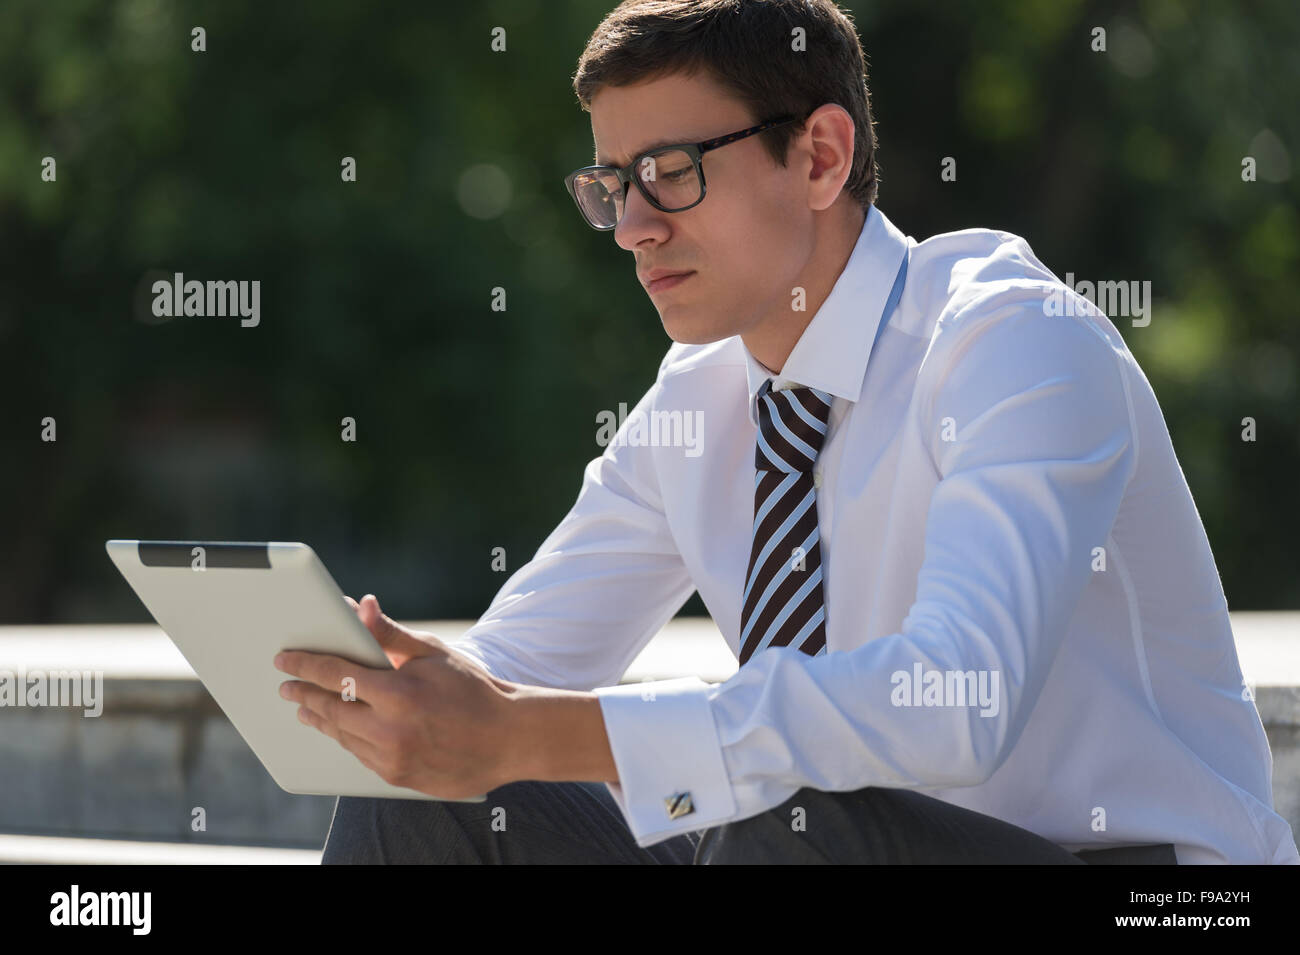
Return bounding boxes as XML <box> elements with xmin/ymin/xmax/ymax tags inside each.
<box><xmin>594</xmin><ymin>135</ymin><xmax>692</xmax><ymax>167</ymax></box>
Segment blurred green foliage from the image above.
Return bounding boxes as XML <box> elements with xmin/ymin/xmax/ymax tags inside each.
<box><xmin>1</xmin><ymin>0</ymin><xmax>1296</xmax><ymax>621</ymax></box>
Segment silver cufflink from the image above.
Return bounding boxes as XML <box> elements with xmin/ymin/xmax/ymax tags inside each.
<box><xmin>665</xmin><ymin>790</ymin><xmax>695</xmax><ymax>820</ymax></box>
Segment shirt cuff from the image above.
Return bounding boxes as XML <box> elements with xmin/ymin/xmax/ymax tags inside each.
<box><xmin>593</xmin><ymin>676</ymin><xmax>738</xmax><ymax>846</ymax></box>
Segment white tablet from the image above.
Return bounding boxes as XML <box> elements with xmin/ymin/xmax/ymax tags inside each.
<box><xmin>105</xmin><ymin>539</ymin><xmax>484</xmax><ymax>803</ymax></box>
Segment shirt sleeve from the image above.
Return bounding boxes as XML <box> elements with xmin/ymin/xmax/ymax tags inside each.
<box><xmin>451</xmin><ymin>359</ymin><xmax>736</xmax><ymax>843</ymax></box>
<box><xmin>594</xmin><ymin>294</ymin><xmax>1139</xmax><ymax>847</ymax></box>
<box><xmin>449</xmin><ymin>362</ymin><xmax>698</xmax><ymax>691</ymax></box>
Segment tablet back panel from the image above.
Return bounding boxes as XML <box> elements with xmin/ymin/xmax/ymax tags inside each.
<box><xmin>106</xmin><ymin>540</ymin><xmax>483</xmax><ymax>802</ymax></box>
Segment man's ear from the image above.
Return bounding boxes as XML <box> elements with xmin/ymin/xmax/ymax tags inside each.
<box><xmin>801</xmin><ymin>104</ymin><xmax>856</xmax><ymax>212</ymax></box>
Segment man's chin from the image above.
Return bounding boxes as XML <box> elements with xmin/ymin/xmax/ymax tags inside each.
<box><xmin>660</xmin><ymin>312</ymin><xmax>735</xmax><ymax>346</ymax></box>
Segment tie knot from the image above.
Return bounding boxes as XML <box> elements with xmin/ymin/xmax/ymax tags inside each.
<box><xmin>755</xmin><ymin>380</ymin><xmax>832</xmax><ymax>473</ymax></box>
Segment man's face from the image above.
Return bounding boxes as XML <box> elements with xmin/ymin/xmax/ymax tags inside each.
<box><xmin>588</xmin><ymin>70</ymin><xmax>814</xmax><ymax>346</ymax></box>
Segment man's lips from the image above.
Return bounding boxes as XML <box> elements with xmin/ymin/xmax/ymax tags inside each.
<box><xmin>642</xmin><ymin>270</ymin><xmax>695</xmax><ymax>294</ymax></box>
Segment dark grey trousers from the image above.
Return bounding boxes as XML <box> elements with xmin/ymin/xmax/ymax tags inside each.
<box><xmin>319</xmin><ymin>780</ymin><xmax>1178</xmax><ymax>864</ymax></box>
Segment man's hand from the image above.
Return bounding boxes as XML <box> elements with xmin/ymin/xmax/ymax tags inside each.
<box><xmin>274</xmin><ymin>593</ymin><xmax>524</xmax><ymax>800</ymax></box>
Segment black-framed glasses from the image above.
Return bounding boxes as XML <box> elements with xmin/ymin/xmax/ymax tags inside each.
<box><xmin>563</xmin><ymin>115</ymin><xmax>802</xmax><ymax>230</ymax></box>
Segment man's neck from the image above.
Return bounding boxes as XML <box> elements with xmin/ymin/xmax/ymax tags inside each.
<box><xmin>742</xmin><ymin>204</ymin><xmax>866</xmax><ymax>373</ymax></box>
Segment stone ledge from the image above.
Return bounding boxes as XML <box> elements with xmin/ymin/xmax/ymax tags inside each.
<box><xmin>1</xmin><ymin>612</ymin><xmax>1296</xmax><ymax>848</ymax></box>
<box><xmin>2</xmin><ymin>610</ymin><xmax>1294</xmax><ymax>695</ymax></box>
<box><xmin>0</xmin><ymin>833</ymin><xmax>319</xmax><ymax>865</ymax></box>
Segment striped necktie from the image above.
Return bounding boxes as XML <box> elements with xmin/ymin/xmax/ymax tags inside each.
<box><xmin>738</xmin><ymin>378</ymin><xmax>833</xmax><ymax>665</ymax></box>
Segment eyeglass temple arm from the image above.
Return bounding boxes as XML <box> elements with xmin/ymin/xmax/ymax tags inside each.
<box><xmin>697</xmin><ymin>115</ymin><xmax>800</xmax><ymax>152</ymax></box>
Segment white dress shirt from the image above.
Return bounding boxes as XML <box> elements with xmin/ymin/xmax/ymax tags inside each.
<box><xmin>451</xmin><ymin>204</ymin><xmax>1300</xmax><ymax>864</ymax></box>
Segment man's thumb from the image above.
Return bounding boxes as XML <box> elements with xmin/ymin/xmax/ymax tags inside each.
<box><xmin>356</xmin><ymin>594</ymin><xmax>438</xmax><ymax>668</ymax></box>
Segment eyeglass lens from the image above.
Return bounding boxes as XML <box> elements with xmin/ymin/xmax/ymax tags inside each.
<box><xmin>574</xmin><ymin>148</ymin><xmax>701</xmax><ymax>227</ymax></box>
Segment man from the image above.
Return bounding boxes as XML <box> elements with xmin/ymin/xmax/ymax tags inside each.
<box><xmin>277</xmin><ymin>0</ymin><xmax>1299</xmax><ymax>864</ymax></box>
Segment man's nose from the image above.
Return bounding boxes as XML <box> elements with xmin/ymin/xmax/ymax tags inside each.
<box><xmin>614</xmin><ymin>183</ymin><xmax>666</xmax><ymax>249</ymax></box>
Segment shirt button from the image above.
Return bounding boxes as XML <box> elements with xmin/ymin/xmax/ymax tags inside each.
<box><xmin>813</xmin><ymin>469</ymin><xmax>822</xmax><ymax>489</ymax></box>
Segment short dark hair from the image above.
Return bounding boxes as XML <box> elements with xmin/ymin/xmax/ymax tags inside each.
<box><xmin>572</xmin><ymin>0</ymin><xmax>880</xmax><ymax>210</ymax></box>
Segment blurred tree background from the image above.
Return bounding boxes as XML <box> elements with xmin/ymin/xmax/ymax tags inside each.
<box><xmin>0</xmin><ymin>0</ymin><xmax>1295</xmax><ymax>623</ymax></box>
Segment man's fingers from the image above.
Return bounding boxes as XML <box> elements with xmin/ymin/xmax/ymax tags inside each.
<box><xmin>276</xmin><ymin>651</ymin><xmax>384</xmax><ymax>704</ymax></box>
<box><xmin>287</xmin><ymin>681</ymin><xmax>380</xmax><ymax>733</ymax></box>
<box><xmin>343</xmin><ymin>591</ymin><xmax>439</xmax><ymax>670</ymax></box>
<box><xmin>357</xmin><ymin>593</ymin><xmax>442</xmax><ymax>668</ymax></box>
<box><xmin>295</xmin><ymin>705</ymin><xmax>402</xmax><ymax>788</ymax></box>
<box><xmin>292</xmin><ymin>693</ymin><xmax>387</xmax><ymax>758</ymax></box>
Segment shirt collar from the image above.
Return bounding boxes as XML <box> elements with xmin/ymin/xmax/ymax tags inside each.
<box><xmin>743</xmin><ymin>204</ymin><xmax>910</xmax><ymax>428</ymax></box>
